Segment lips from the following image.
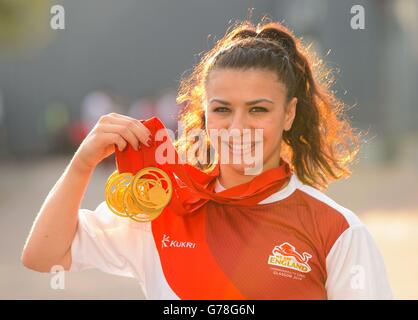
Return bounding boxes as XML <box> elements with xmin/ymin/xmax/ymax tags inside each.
<box><xmin>228</xmin><ymin>142</ymin><xmax>254</xmax><ymax>149</ymax></box>
<box><xmin>225</xmin><ymin>141</ymin><xmax>260</xmax><ymax>154</ymax></box>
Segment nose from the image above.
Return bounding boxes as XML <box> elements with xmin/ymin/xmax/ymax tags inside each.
<box><xmin>229</xmin><ymin>109</ymin><xmax>246</xmax><ymax>132</ymax></box>
<box><xmin>228</xmin><ymin>109</ymin><xmax>253</xmax><ymax>142</ymax></box>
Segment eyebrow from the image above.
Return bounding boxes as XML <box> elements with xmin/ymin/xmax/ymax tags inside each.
<box><xmin>209</xmin><ymin>98</ymin><xmax>274</xmax><ymax>106</ymax></box>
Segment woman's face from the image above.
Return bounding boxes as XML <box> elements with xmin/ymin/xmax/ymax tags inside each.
<box><xmin>204</xmin><ymin>68</ymin><xmax>297</xmax><ymax>174</ymax></box>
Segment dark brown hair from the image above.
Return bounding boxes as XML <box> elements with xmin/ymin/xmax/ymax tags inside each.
<box><xmin>174</xmin><ymin>19</ymin><xmax>363</xmax><ymax>190</ymax></box>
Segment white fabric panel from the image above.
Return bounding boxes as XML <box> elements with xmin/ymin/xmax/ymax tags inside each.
<box><xmin>70</xmin><ymin>201</ymin><xmax>179</xmax><ymax>299</ymax></box>
<box><xmin>325</xmin><ymin>225</ymin><xmax>393</xmax><ymax>299</ymax></box>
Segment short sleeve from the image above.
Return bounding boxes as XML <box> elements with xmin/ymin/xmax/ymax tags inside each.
<box><xmin>69</xmin><ymin>201</ymin><xmax>149</xmax><ymax>283</ymax></box>
<box><xmin>325</xmin><ymin>224</ymin><xmax>393</xmax><ymax>300</ymax></box>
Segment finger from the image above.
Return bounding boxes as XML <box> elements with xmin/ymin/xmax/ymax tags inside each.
<box><xmin>109</xmin><ymin>113</ymin><xmax>152</xmax><ymax>137</ymax></box>
<box><xmin>106</xmin><ymin>115</ymin><xmax>152</xmax><ymax>146</ymax></box>
<box><xmin>102</xmin><ymin>132</ymin><xmax>127</xmax><ymax>152</ymax></box>
<box><xmin>101</xmin><ymin>123</ymin><xmax>140</xmax><ymax>150</ymax></box>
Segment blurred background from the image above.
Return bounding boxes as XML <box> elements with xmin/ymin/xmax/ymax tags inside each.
<box><xmin>0</xmin><ymin>0</ymin><xmax>417</xmax><ymax>299</ymax></box>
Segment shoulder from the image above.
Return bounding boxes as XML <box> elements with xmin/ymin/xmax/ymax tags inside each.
<box><xmin>291</xmin><ymin>174</ymin><xmax>366</xmax><ymax>253</ymax></box>
<box><xmin>293</xmin><ymin>175</ymin><xmax>363</xmax><ymax>228</ymax></box>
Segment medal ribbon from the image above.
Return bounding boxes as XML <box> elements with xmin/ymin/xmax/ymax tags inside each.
<box><xmin>114</xmin><ymin>116</ymin><xmax>292</xmax><ymax>216</ymax></box>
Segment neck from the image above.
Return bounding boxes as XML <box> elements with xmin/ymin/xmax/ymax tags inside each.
<box><xmin>217</xmin><ymin>150</ymin><xmax>282</xmax><ymax>189</ymax></box>
<box><xmin>218</xmin><ymin>165</ymin><xmax>254</xmax><ymax>189</ymax></box>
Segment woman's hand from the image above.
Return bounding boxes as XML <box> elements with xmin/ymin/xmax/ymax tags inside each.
<box><xmin>21</xmin><ymin>113</ymin><xmax>153</xmax><ymax>272</ymax></box>
<box><xmin>74</xmin><ymin>113</ymin><xmax>152</xmax><ymax>171</ymax></box>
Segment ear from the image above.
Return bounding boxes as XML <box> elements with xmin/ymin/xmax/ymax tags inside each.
<box><xmin>284</xmin><ymin>97</ymin><xmax>297</xmax><ymax>131</ymax></box>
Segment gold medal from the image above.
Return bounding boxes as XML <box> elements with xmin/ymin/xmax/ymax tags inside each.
<box><xmin>105</xmin><ymin>172</ymin><xmax>133</xmax><ymax>217</ymax></box>
<box><xmin>131</xmin><ymin>167</ymin><xmax>172</xmax><ymax>211</ymax></box>
<box><xmin>104</xmin><ymin>167</ymin><xmax>173</xmax><ymax>222</ymax></box>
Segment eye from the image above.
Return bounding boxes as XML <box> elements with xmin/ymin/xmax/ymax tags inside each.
<box><xmin>213</xmin><ymin>106</ymin><xmax>230</xmax><ymax>112</ymax></box>
<box><xmin>250</xmin><ymin>106</ymin><xmax>268</xmax><ymax>112</ymax></box>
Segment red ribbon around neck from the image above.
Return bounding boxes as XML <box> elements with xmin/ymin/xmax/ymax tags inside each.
<box><xmin>114</xmin><ymin>116</ymin><xmax>292</xmax><ymax>216</ymax></box>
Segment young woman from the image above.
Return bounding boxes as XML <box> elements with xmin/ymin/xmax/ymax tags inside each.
<box><xmin>21</xmin><ymin>20</ymin><xmax>393</xmax><ymax>299</ymax></box>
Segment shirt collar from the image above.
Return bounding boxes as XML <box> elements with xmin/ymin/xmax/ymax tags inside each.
<box><xmin>214</xmin><ymin>172</ymin><xmax>298</xmax><ymax>204</ymax></box>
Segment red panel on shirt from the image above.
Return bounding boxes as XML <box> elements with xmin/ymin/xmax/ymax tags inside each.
<box><xmin>151</xmin><ymin>188</ymin><xmax>350</xmax><ymax>299</ymax></box>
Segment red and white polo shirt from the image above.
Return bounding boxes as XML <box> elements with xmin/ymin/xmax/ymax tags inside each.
<box><xmin>69</xmin><ymin>172</ymin><xmax>393</xmax><ymax>299</ymax></box>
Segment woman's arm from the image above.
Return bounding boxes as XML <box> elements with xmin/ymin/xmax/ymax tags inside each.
<box><xmin>21</xmin><ymin>113</ymin><xmax>152</xmax><ymax>273</ymax></box>
<box><xmin>21</xmin><ymin>155</ymin><xmax>94</xmax><ymax>272</ymax></box>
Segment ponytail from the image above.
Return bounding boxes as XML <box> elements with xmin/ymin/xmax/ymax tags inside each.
<box><xmin>175</xmin><ymin>19</ymin><xmax>363</xmax><ymax>190</ymax></box>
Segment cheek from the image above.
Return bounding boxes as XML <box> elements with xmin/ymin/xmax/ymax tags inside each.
<box><xmin>205</xmin><ymin>113</ymin><xmax>223</xmax><ymax>145</ymax></box>
<box><xmin>205</xmin><ymin>116</ymin><xmax>215</xmax><ymax>129</ymax></box>
<box><xmin>205</xmin><ymin>111</ymin><xmax>227</xmax><ymax>130</ymax></box>
<box><xmin>262</xmin><ymin>118</ymin><xmax>285</xmax><ymax>145</ymax></box>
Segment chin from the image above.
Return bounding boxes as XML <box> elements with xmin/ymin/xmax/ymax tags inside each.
<box><xmin>218</xmin><ymin>149</ymin><xmax>266</xmax><ymax>174</ymax></box>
